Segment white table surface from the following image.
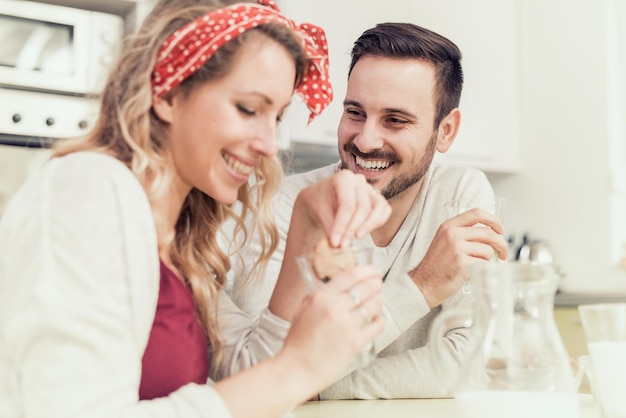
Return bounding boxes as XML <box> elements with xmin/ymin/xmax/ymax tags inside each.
<box><xmin>282</xmin><ymin>393</ymin><xmax>599</xmax><ymax>418</ymax></box>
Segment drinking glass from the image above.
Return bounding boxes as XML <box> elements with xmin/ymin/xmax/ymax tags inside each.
<box><xmin>573</xmin><ymin>354</ymin><xmax>595</xmax><ymax>395</ymax></box>
<box><xmin>578</xmin><ymin>303</ymin><xmax>626</xmax><ymax>418</ymax></box>
<box><xmin>296</xmin><ymin>242</ymin><xmax>377</xmax><ymax>367</ymax></box>
<box><xmin>444</xmin><ymin>196</ymin><xmax>507</xmax><ymax>222</ymax></box>
<box><xmin>444</xmin><ymin>196</ymin><xmax>507</xmax><ymax>294</ymax></box>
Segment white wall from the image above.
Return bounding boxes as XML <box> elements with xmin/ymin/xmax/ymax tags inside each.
<box><xmin>489</xmin><ymin>0</ymin><xmax>626</xmax><ymax>293</ymax></box>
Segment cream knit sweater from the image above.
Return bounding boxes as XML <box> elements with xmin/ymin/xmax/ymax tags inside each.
<box><xmin>0</xmin><ymin>152</ymin><xmax>289</xmax><ymax>418</ymax></box>
<box><xmin>227</xmin><ymin>162</ymin><xmax>495</xmax><ymax>399</ymax></box>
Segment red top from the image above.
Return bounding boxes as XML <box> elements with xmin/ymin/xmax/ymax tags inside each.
<box><xmin>139</xmin><ymin>260</ymin><xmax>209</xmax><ymax>400</ymax></box>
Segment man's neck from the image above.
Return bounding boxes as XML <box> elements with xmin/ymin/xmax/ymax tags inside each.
<box><xmin>371</xmin><ymin>179</ymin><xmax>424</xmax><ymax>247</ymax></box>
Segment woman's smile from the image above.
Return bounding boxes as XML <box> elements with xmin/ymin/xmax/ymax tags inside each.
<box><xmin>223</xmin><ymin>151</ymin><xmax>255</xmax><ymax>176</ymax></box>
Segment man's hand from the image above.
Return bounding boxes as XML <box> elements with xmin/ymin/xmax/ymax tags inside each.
<box><xmin>408</xmin><ymin>208</ymin><xmax>508</xmax><ymax>307</ymax></box>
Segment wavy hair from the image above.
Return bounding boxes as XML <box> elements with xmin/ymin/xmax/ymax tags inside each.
<box><xmin>53</xmin><ymin>0</ymin><xmax>307</xmax><ymax>371</ymax></box>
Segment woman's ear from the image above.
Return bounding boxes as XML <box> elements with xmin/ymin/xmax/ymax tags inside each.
<box><xmin>152</xmin><ymin>95</ymin><xmax>175</xmax><ymax>123</ymax></box>
<box><xmin>435</xmin><ymin>108</ymin><xmax>461</xmax><ymax>153</ymax></box>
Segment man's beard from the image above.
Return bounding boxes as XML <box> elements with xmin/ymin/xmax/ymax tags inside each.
<box><xmin>340</xmin><ymin>130</ymin><xmax>438</xmax><ymax>201</ymax></box>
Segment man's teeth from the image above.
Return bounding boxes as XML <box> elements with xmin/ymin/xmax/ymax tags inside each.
<box><xmin>224</xmin><ymin>154</ymin><xmax>254</xmax><ymax>175</ymax></box>
<box><xmin>356</xmin><ymin>156</ymin><xmax>390</xmax><ymax>170</ymax></box>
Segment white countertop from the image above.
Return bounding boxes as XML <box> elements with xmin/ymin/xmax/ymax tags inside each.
<box><xmin>282</xmin><ymin>394</ymin><xmax>599</xmax><ymax>418</ymax></box>
<box><xmin>555</xmin><ymin>291</ymin><xmax>626</xmax><ymax>307</ymax></box>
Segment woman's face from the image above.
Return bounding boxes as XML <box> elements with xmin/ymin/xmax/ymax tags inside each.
<box><xmin>154</xmin><ymin>33</ymin><xmax>296</xmax><ymax>204</ymax></box>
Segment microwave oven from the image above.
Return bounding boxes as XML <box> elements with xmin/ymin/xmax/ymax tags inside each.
<box><xmin>0</xmin><ymin>0</ymin><xmax>124</xmax><ymax>96</ymax></box>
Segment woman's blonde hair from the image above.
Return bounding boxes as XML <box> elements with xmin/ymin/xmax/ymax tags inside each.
<box><xmin>53</xmin><ymin>0</ymin><xmax>307</xmax><ymax>372</ymax></box>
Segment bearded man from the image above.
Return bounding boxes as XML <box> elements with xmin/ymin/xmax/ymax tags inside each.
<box><xmin>226</xmin><ymin>22</ymin><xmax>508</xmax><ymax>399</ymax></box>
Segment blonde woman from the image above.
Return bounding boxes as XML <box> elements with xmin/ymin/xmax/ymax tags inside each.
<box><xmin>0</xmin><ymin>1</ymin><xmax>390</xmax><ymax>417</ymax></box>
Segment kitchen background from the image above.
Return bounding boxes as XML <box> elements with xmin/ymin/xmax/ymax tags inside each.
<box><xmin>1</xmin><ymin>0</ymin><xmax>626</xmax><ymax>298</ymax></box>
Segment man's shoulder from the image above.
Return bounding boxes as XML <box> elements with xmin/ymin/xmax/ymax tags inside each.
<box><xmin>430</xmin><ymin>163</ymin><xmax>487</xmax><ymax>182</ymax></box>
<box><xmin>423</xmin><ymin>164</ymin><xmax>493</xmax><ymax>203</ymax></box>
<box><xmin>281</xmin><ymin>163</ymin><xmax>340</xmax><ymax>198</ymax></box>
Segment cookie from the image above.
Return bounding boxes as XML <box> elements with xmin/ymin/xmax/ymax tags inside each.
<box><xmin>312</xmin><ymin>238</ymin><xmax>357</xmax><ymax>282</ymax></box>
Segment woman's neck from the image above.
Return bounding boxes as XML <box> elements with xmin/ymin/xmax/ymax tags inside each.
<box><xmin>146</xmin><ymin>157</ymin><xmax>191</xmax><ymax>272</ymax></box>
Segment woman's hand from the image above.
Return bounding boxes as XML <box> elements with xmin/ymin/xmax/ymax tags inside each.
<box><xmin>292</xmin><ymin>169</ymin><xmax>391</xmax><ymax>249</ymax></box>
<box><xmin>278</xmin><ymin>264</ymin><xmax>385</xmax><ymax>396</ymax></box>
<box><xmin>215</xmin><ymin>265</ymin><xmax>384</xmax><ymax>418</ymax></box>
<box><xmin>269</xmin><ymin>170</ymin><xmax>390</xmax><ymax>322</ymax></box>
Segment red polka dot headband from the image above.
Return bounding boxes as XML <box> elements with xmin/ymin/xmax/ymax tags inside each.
<box><xmin>152</xmin><ymin>0</ymin><xmax>333</xmax><ymax>123</ymax></box>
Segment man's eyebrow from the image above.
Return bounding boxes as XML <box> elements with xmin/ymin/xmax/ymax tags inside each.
<box><xmin>343</xmin><ymin>100</ymin><xmax>416</xmax><ymax>118</ymax></box>
<box><xmin>343</xmin><ymin>99</ymin><xmax>363</xmax><ymax>108</ymax></box>
<box><xmin>382</xmin><ymin>107</ymin><xmax>416</xmax><ymax>118</ymax></box>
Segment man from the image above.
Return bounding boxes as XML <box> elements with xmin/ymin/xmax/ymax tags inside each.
<box><xmin>227</xmin><ymin>22</ymin><xmax>508</xmax><ymax>398</ymax></box>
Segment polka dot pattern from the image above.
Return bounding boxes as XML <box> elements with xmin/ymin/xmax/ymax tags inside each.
<box><xmin>152</xmin><ymin>0</ymin><xmax>332</xmax><ymax>123</ymax></box>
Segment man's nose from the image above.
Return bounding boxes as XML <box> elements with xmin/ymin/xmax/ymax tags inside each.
<box><xmin>353</xmin><ymin>120</ymin><xmax>384</xmax><ymax>152</ymax></box>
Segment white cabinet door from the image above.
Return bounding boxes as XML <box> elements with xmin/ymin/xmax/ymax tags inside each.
<box><xmin>275</xmin><ymin>0</ymin><xmax>411</xmax><ymax>147</ymax></box>
<box><xmin>410</xmin><ymin>0</ymin><xmax>521</xmax><ymax>173</ymax></box>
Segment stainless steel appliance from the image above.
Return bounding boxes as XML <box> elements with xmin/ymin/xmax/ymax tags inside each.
<box><xmin>278</xmin><ymin>141</ymin><xmax>339</xmax><ymax>174</ymax></box>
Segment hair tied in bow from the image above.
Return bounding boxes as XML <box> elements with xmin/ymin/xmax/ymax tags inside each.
<box><xmin>151</xmin><ymin>0</ymin><xmax>333</xmax><ymax>123</ymax></box>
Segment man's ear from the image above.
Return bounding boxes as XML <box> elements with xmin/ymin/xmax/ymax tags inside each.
<box><xmin>435</xmin><ymin>108</ymin><xmax>461</xmax><ymax>153</ymax></box>
<box><xmin>152</xmin><ymin>94</ymin><xmax>175</xmax><ymax>123</ymax></box>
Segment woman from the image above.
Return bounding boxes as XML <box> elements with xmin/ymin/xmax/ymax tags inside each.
<box><xmin>0</xmin><ymin>0</ymin><xmax>390</xmax><ymax>417</ymax></box>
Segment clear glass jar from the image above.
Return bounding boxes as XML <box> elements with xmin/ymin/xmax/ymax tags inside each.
<box><xmin>430</xmin><ymin>263</ymin><xmax>579</xmax><ymax>418</ymax></box>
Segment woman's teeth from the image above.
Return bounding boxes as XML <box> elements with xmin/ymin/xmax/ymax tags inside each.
<box><xmin>356</xmin><ymin>156</ymin><xmax>390</xmax><ymax>170</ymax></box>
<box><xmin>224</xmin><ymin>153</ymin><xmax>254</xmax><ymax>175</ymax></box>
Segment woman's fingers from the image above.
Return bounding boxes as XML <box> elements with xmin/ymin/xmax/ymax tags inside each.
<box><xmin>312</xmin><ymin>269</ymin><xmax>385</xmax><ymax>348</ymax></box>
<box><xmin>356</xmin><ymin>190</ymin><xmax>391</xmax><ymax>239</ymax></box>
<box><xmin>326</xmin><ymin>171</ymin><xmax>390</xmax><ymax>248</ymax></box>
<box><xmin>287</xmin><ymin>266</ymin><xmax>385</xmax><ymax>371</ymax></box>
<box><xmin>295</xmin><ymin>170</ymin><xmax>390</xmax><ymax>248</ymax></box>
<box><xmin>327</xmin><ymin>265</ymin><xmax>385</xmax><ymax>329</ymax></box>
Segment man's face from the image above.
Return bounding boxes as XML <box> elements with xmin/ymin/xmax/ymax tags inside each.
<box><xmin>337</xmin><ymin>55</ymin><xmax>441</xmax><ymax>201</ymax></box>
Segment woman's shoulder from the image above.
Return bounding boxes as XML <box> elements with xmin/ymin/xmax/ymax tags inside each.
<box><xmin>3</xmin><ymin>151</ymin><xmax>150</xmax><ymax>227</ymax></box>
<box><xmin>47</xmin><ymin>151</ymin><xmax>134</xmax><ymax>182</ymax></box>
<box><xmin>44</xmin><ymin>151</ymin><xmax>144</xmax><ymax>200</ymax></box>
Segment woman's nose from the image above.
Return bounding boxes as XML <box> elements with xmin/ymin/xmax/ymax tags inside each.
<box><xmin>251</xmin><ymin>121</ymin><xmax>279</xmax><ymax>157</ymax></box>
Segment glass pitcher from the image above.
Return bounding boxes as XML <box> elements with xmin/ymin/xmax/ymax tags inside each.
<box><xmin>430</xmin><ymin>262</ymin><xmax>579</xmax><ymax>418</ymax></box>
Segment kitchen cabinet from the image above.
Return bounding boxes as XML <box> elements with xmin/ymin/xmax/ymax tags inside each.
<box><xmin>411</xmin><ymin>0</ymin><xmax>520</xmax><ymax>173</ymax></box>
<box><xmin>553</xmin><ymin>305</ymin><xmax>588</xmax><ymax>393</ymax></box>
<box><xmin>553</xmin><ymin>291</ymin><xmax>626</xmax><ymax>395</ymax></box>
<box><xmin>554</xmin><ymin>305</ymin><xmax>590</xmax><ymax>393</ymax></box>
<box><xmin>277</xmin><ymin>0</ymin><xmax>520</xmax><ymax>173</ymax></box>
<box><xmin>275</xmin><ymin>0</ymin><xmax>412</xmax><ymax>148</ymax></box>
<box><xmin>554</xmin><ymin>306</ymin><xmax>588</xmax><ymax>359</ymax></box>
<box><xmin>553</xmin><ymin>291</ymin><xmax>626</xmax><ymax>358</ymax></box>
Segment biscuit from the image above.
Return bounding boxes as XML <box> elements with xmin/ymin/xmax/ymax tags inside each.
<box><xmin>312</xmin><ymin>238</ymin><xmax>357</xmax><ymax>282</ymax></box>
